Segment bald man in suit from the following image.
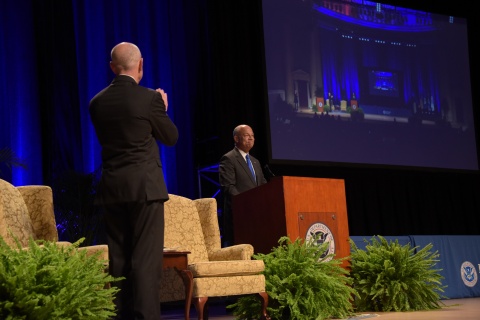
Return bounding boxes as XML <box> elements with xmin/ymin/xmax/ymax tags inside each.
<box><xmin>89</xmin><ymin>42</ymin><xmax>178</xmax><ymax>320</ymax></box>
<box><xmin>219</xmin><ymin>124</ymin><xmax>267</xmax><ymax>246</ymax></box>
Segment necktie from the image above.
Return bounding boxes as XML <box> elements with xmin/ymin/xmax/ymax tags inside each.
<box><xmin>246</xmin><ymin>154</ymin><xmax>256</xmax><ymax>181</ymax></box>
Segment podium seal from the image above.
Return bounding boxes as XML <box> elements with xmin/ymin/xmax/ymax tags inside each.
<box><xmin>305</xmin><ymin>222</ymin><xmax>335</xmax><ymax>261</ymax></box>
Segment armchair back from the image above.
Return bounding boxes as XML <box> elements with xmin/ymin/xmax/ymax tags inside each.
<box><xmin>0</xmin><ymin>179</ymin><xmax>56</xmax><ymax>247</ymax></box>
<box><xmin>163</xmin><ymin>194</ymin><xmax>209</xmax><ymax>264</ymax></box>
<box><xmin>0</xmin><ymin>178</ymin><xmax>108</xmax><ymax>261</ymax></box>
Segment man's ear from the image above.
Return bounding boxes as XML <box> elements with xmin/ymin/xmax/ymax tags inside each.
<box><xmin>109</xmin><ymin>61</ymin><xmax>117</xmax><ymax>74</ymax></box>
<box><xmin>138</xmin><ymin>58</ymin><xmax>143</xmax><ymax>73</ymax></box>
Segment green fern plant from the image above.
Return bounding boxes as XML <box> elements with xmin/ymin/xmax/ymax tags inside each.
<box><xmin>0</xmin><ymin>236</ymin><xmax>121</xmax><ymax>319</ymax></box>
<box><xmin>230</xmin><ymin>236</ymin><xmax>357</xmax><ymax>320</ymax></box>
<box><xmin>349</xmin><ymin>235</ymin><xmax>446</xmax><ymax>312</ymax></box>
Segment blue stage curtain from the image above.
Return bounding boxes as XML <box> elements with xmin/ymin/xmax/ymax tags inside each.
<box><xmin>0</xmin><ymin>0</ymin><xmax>43</xmax><ymax>185</ymax></box>
<box><xmin>0</xmin><ymin>0</ymin><xmax>198</xmax><ymax>197</ymax></box>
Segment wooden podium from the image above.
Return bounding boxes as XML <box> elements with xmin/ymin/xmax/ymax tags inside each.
<box><xmin>232</xmin><ymin>176</ymin><xmax>350</xmax><ymax>267</ymax></box>
<box><xmin>316</xmin><ymin>97</ymin><xmax>324</xmax><ymax>113</ymax></box>
<box><xmin>350</xmin><ymin>99</ymin><xmax>358</xmax><ymax>111</ymax></box>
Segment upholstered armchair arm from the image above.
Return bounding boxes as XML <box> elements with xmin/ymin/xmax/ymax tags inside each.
<box><xmin>81</xmin><ymin>244</ymin><xmax>109</xmax><ymax>260</ymax></box>
<box><xmin>17</xmin><ymin>185</ymin><xmax>58</xmax><ymax>242</ymax></box>
<box><xmin>208</xmin><ymin>244</ymin><xmax>254</xmax><ymax>261</ymax></box>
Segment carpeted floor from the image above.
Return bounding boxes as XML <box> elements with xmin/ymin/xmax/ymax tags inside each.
<box><xmin>161</xmin><ymin>297</ymin><xmax>480</xmax><ymax>320</ymax></box>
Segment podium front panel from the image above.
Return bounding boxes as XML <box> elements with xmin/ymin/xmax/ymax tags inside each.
<box><xmin>298</xmin><ymin>211</ymin><xmax>349</xmax><ymax>267</ymax></box>
<box><xmin>350</xmin><ymin>99</ymin><xmax>358</xmax><ymax>110</ymax></box>
<box><xmin>233</xmin><ymin>176</ymin><xmax>350</xmax><ymax>264</ymax></box>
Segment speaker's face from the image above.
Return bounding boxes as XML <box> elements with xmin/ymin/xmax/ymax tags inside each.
<box><xmin>235</xmin><ymin>126</ymin><xmax>255</xmax><ymax>153</ymax></box>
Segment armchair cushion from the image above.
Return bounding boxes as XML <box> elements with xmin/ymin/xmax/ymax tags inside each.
<box><xmin>188</xmin><ymin>259</ymin><xmax>265</xmax><ymax>277</ymax></box>
<box><xmin>194</xmin><ymin>275</ymin><xmax>266</xmax><ymax>297</ymax></box>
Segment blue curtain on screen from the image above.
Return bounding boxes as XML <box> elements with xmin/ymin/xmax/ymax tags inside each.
<box><xmin>318</xmin><ymin>27</ymin><xmax>443</xmax><ymax>111</ymax></box>
<box><xmin>0</xmin><ymin>0</ymin><xmax>196</xmax><ymax>197</ymax></box>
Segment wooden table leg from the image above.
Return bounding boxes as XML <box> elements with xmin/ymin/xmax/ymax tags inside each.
<box><xmin>177</xmin><ymin>269</ymin><xmax>193</xmax><ymax>320</ymax></box>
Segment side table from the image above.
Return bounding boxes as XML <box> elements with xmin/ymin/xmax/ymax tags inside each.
<box><xmin>163</xmin><ymin>250</ymin><xmax>193</xmax><ymax>320</ymax></box>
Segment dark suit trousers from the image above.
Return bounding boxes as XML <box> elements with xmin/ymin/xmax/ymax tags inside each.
<box><xmin>103</xmin><ymin>200</ymin><xmax>164</xmax><ymax>320</ymax></box>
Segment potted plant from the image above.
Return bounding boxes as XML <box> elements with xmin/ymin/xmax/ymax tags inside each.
<box><xmin>347</xmin><ymin>106</ymin><xmax>365</xmax><ymax>121</ymax></box>
<box><xmin>0</xmin><ymin>237</ymin><xmax>121</xmax><ymax>319</ymax></box>
<box><xmin>323</xmin><ymin>104</ymin><xmax>331</xmax><ymax>114</ymax></box>
<box><xmin>228</xmin><ymin>234</ymin><xmax>447</xmax><ymax>319</ymax></box>
<box><xmin>349</xmin><ymin>235</ymin><xmax>446</xmax><ymax>312</ymax></box>
<box><xmin>229</xmin><ymin>236</ymin><xmax>357</xmax><ymax>320</ymax></box>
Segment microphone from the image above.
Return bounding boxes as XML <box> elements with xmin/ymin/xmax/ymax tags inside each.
<box><xmin>264</xmin><ymin>164</ymin><xmax>275</xmax><ymax>177</ymax></box>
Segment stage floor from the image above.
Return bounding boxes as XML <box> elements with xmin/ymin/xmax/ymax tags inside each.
<box><xmin>161</xmin><ymin>297</ymin><xmax>480</xmax><ymax>319</ymax></box>
<box><xmin>296</xmin><ymin>107</ymin><xmax>437</xmax><ymax>125</ymax></box>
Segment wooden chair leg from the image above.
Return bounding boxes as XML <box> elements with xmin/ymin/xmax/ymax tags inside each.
<box><xmin>193</xmin><ymin>296</ymin><xmax>209</xmax><ymax>320</ymax></box>
<box><xmin>258</xmin><ymin>291</ymin><xmax>271</xmax><ymax>320</ymax></box>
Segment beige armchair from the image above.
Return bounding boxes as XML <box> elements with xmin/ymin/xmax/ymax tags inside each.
<box><xmin>0</xmin><ymin>178</ymin><xmax>108</xmax><ymax>260</ymax></box>
<box><xmin>160</xmin><ymin>194</ymin><xmax>269</xmax><ymax>320</ymax></box>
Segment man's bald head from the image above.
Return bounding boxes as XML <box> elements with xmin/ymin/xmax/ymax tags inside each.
<box><xmin>233</xmin><ymin>124</ymin><xmax>255</xmax><ymax>153</ymax></box>
<box><xmin>109</xmin><ymin>42</ymin><xmax>143</xmax><ymax>83</ymax></box>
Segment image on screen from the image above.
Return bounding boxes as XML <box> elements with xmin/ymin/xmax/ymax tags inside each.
<box><xmin>368</xmin><ymin>69</ymin><xmax>399</xmax><ymax>98</ymax></box>
<box><xmin>262</xmin><ymin>0</ymin><xmax>478</xmax><ymax>171</ymax></box>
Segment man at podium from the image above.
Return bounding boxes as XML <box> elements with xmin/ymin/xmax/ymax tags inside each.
<box><xmin>219</xmin><ymin>124</ymin><xmax>267</xmax><ymax>247</ymax></box>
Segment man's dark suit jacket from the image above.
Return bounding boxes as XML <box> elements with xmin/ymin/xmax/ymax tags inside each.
<box><xmin>219</xmin><ymin>147</ymin><xmax>267</xmax><ymax>245</ymax></box>
<box><xmin>219</xmin><ymin>147</ymin><xmax>267</xmax><ymax>198</ymax></box>
<box><xmin>89</xmin><ymin>75</ymin><xmax>178</xmax><ymax>205</ymax></box>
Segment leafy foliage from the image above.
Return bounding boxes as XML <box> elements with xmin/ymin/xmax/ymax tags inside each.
<box><xmin>349</xmin><ymin>235</ymin><xmax>446</xmax><ymax>312</ymax></box>
<box><xmin>0</xmin><ymin>236</ymin><xmax>121</xmax><ymax>319</ymax></box>
<box><xmin>230</xmin><ymin>236</ymin><xmax>357</xmax><ymax>320</ymax></box>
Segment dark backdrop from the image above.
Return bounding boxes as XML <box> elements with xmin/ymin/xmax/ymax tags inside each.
<box><xmin>1</xmin><ymin>0</ymin><xmax>478</xmax><ymax>241</ymax></box>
